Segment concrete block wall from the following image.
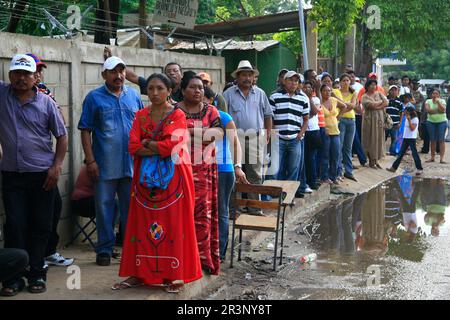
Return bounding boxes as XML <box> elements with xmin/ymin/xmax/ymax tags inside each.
<box><xmin>0</xmin><ymin>32</ymin><xmax>225</xmax><ymax>247</ymax></box>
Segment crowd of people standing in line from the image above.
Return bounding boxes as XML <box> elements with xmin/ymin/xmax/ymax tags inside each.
<box><xmin>0</xmin><ymin>49</ymin><xmax>448</xmax><ymax>296</ymax></box>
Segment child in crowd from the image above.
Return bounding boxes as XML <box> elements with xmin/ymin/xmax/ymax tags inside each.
<box><xmin>387</xmin><ymin>107</ymin><xmax>423</xmax><ymax>175</ymax></box>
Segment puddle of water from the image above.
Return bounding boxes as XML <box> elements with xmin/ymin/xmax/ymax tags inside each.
<box><xmin>307</xmin><ymin>176</ymin><xmax>450</xmax><ymax>264</ymax></box>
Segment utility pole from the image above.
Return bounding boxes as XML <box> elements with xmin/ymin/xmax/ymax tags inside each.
<box><xmin>139</xmin><ymin>0</ymin><xmax>147</xmax><ymax>48</ymax></box>
<box><xmin>298</xmin><ymin>0</ymin><xmax>308</xmax><ymax>70</ymax></box>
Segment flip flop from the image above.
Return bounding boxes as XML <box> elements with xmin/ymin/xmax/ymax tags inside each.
<box><xmin>111</xmin><ymin>279</ymin><xmax>144</xmax><ymax>290</ymax></box>
<box><xmin>164</xmin><ymin>284</ymin><xmax>184</xmax><ymax>294</ymax></box>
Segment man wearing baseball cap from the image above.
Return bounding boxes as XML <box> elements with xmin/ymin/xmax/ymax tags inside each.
<box><xmin>270</xmin><ymin>71</ymin><xmax>309</xmax><ymax>197</ymax></box>
<box><xmin>0</xmin><ymin>54</ymin><xmax>68</xmax><ymax>295</ymax></box>
<box><xmin>78</xmin><ymin>56</ymin><xmax>144</xmax><ymax>266</ymax></box>
<box><xmin>198</xmin><ymin>71</ymin><xmax>228</xmax><ymax>112</ymax></box>
<box><xmin>25</xmin><ymin>53</ymin><xmax>74</xmax><ymax>268</ymax></box>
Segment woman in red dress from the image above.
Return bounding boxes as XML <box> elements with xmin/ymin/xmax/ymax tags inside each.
<box><xmin>177</xmin><ymin>73</ymin><xmax>223</xmax><ymax>275</ymax></box>
<box><xmin>113</xmin><ymin>74</ymin><xmax>202</xmax><ymax>293</ymax></box>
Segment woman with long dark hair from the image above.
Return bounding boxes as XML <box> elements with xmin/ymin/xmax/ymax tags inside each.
<box><xmin>337</xmin><ymin>73</ymin><xmax>358</xmax><ymax>181</ymax></box>
<box><xmin>425</xmin><ymin>89</ymin><xmax>447</xmax><ymax>163</ymax></box>
<box><xmin>177</xmin><ymin>72</ymin><xmax>223</xmax><ymax>275</ymax></box>
<box><xmin>320</xmin><ymin>84</ymin><xmax>347</xmax><ymax>185</ymax></box>
<box><xmin>361</xmin><ymin>79</ymin><xmax>389</xmax><ymax>169</ymax></box>
<box><xmin>114</xmin><ymin>73</ymin><xmax>202</xmax><ymax>293</ymax></box>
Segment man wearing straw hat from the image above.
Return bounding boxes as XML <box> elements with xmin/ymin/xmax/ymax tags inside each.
<box><xmin>224</xmin><ymin>60</ymin><xmax>273</xmax><ymax>215</ymax></box>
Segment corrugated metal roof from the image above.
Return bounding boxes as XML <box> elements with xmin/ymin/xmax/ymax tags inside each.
<box><xmin>170</xmin><ymin>40</ymin><xmax>280</xmax><ymax>52</ymax></box>
<box><xmin>194</xmin><ymin>10</ymin><xmax>311</xmax><ymax>37</ymax></box>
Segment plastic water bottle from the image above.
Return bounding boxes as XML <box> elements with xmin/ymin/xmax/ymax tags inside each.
<box><xmin>299</xmin><ymin>253</ymin><xmax>317</xmax><ymax>264</ymax></box>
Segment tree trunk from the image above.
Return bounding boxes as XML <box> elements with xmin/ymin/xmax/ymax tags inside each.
<box><xmin>94</xmin><ymin>0</ymin><xmax>110</xmax><ymax>45</ymax></box>
<box><xmin>6</xmin><ymin>0</ymin><xmax>29</xmax><ymax>33</ymax></box>
<box><xmin>355</xmin><ymin>4</ymin><xmax>374</xmax><ymax>76</ymax></box>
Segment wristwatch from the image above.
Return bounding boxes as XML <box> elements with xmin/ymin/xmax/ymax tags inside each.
<box><xmin>234</xmin><ymin>164</ymin><xmax>242</xmax><ymax>169</ymax></box>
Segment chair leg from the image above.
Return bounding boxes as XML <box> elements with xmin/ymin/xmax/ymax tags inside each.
<box><xmin>238</xmin><ymin>229</ymin><xmax>243</xmax><ymax>261</ymax></box>
<box><xmin>82</xmin><ymin>227</ymin><xmax>96</xmax><ymax>243</ymax></box>
<box><xmin>230</xmin><ymin>219</ymin><xmax>236</xmax><ymax>269</ymax></box>
<box><xmin>64</xmin><ymin>220</ymin><xmax>88</xmax><ymax>248</ymax></box>
<box><xmin>279</xmin><ymin>206</ymin><xmax>287</xmax><ymax>266</ymax></box>
<box><xmin>273</xmin><ymin>228</ymin><xmax>279</xmax><ymax>271</ymax></box>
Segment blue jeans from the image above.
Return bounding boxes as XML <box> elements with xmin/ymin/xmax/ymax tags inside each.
<box><xmin>277</xmin><ymin>138</ymin><xmax>302</xmax><ymax>181</ymax></box>
<box><xmin>298</xmin><ymin>138</ymin><xmax>308</xmax><ymax>192</ymax></box>
<box><xmin>392</xmin><ymin>139</ymin><xmax>423</xmax><ymax>170</ymax></box>
<box><xmin>321</xmin><ymin>134</ymin><xmax>341</xmax><ymax>181</ymax></box>
<box><xmin>352</xmin><ymin>115</ymin><xmax>367</xmax><ymax>165</ymax></box>
<box><xmin>305</xmin><ymin>130</ymin><xmax>321</xmax><ymax>187</ymax></box>
<box><xmin>385</xmin><ymin>125</ymin><xmax>399</xmax><ymax>155</ymax></box>
<box><xmin>427</xmin><ymin>121</ymin><xmax>447</xmax><ymax>142</ymax></box>
<box><xmin>218</xmin><ymin>172</ymin><xmax>235</xmax><ymax>260</ymax></box>
<box><xmin>94</xmin><ymin>178</ymin><xmax>131</xmax><ymax>255</ymax></box>
<box><xmin>338</xmin><ymin>118</ymin><xmax>356</xmax><ymax>176</ymax></box>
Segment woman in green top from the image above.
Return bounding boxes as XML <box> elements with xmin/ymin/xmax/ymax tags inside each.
<box><xmin>425</xmin><ymin>89</ymin><xmax>447</xmax><ymax>163</ymax></box>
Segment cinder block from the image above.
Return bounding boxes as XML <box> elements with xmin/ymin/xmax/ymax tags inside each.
<box><xmin>54</xmin><ymin>87</ymin><xmax>70</xmax><ymax>106</ymax></box>
<box><xmin>60</xmin><ymin>63</ymin><xmax>70</xmax><ymax>85</ymax></box>
<box><xmin>44</xmin><ymin>64</ymin><xmax>60</xmax><ymax>84</ymax></box>
<box><xmin>84</xmin><ymin>64</ymin><xmax>103</xmax><ymax>85</ymax></box>
<box><xmin>59</xmin><ymin>195</ymin><xmax>72</xmax><ymax>220</ymax></box>
<box><xmin>57</xmin><ymin>174</ymin><xmax>70</xmax><ymax>197</ymax></box>
<box><xmin>62</xmin><ymin>153</ymin><xmax>70</xmax><ymax>175</ymax></box>
<box><xmin>2</xmin><ymin>60</ymin><xmax>10</xmax><ymax>81</ymax></box>
<box><xmin>55</xmin><ymin>215</ymin><xmax>76</xmax><ymax>248</ymax></box>
<box><xmin>60</xmin><ymin>106</ymin><xmax>70</xmax><ymax>126</ymax></box>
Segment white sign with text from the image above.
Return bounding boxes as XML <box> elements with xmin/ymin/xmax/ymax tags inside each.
<box><xmin>152</xmin><ymin>0</ymin><xmax>199</xmax><ymax>29</ymax></box>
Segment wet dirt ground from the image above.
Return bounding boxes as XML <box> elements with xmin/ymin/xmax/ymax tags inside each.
<box><xmin>203</xmin><ymin>174</ymin><xmax>450</xmax><ymax>300</ymax></box>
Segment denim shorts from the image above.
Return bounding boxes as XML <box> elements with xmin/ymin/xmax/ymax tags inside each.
<box><xmin>427</xmin><ymin>121</ymin><xmax>447</xmax><ymax>142</ymax></box>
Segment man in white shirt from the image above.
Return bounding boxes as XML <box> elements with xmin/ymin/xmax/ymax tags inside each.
<box><xmin>400</xmin><ymin>75</ymin><xmax>411</xmax><ymax>95</ymax></box>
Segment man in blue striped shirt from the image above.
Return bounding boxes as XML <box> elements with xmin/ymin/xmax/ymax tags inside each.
<box><xmin>270</xmin><ymin>71</ymin><xmax>309</xmax><ymax>190</ymax></box>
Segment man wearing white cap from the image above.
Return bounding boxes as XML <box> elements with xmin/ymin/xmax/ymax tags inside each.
<box><xmin>270</xmin><ymin>71</ymin><xmax>310</xmax><ymax>195</ymax></box>
<box><xmin>0</xmin><ymin>54</ymin><xmax>68</xmax><ymax>295</ymax></box>
<box><xmin>78</xmin><ymin>56</ymin><xmax>143</xmax><ymax>266</ymax></box>
<box><xmin>223</xmin><ymin>60</ymin><xmax>273</xmax><ymax>215</ymax></box>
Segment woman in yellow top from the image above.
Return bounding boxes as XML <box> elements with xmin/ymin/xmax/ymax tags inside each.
<box><xmin>320</xmin><ymin>84</ymin><xmax>347</xmax><ymax>185</ymax></box>
<box><xmin>337</xmin><ymin>73</ymin><xmax>358</xmax><ymax>182</ymax></box>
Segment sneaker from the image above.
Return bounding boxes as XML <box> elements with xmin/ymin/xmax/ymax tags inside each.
<box><xmin>386</xmin><ymin>167</ymin><xmax>396</xmax><ymax>173</ymax></box>
<box><xmin>304</xmin><ymin>187</ymin><xmax>313</xmax><ymax>194</ymax></box>
<box><xmin>45</xmin><ymin>253</ymin><xmax>74</xmax><ymax>267</ymax></box>
<box><xmin>415</xmin><ymin>170</ymin><xmax>423</xmax><ymax>176</ymax></box>
<box><xmin>96</xmin><ymin>253</ymin><xmax>111</xmax><ymax>266</ymax></box>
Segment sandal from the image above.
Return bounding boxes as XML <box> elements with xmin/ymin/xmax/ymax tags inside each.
<box><xmin>28</xmin><ymin>278</ymin><xmax>46</xmax><ymax>294</ymax></box>
<box><xmin>111</xmin><ymin>277</ymin><xmax>144</xmax><ymax>290</ymax></box>
<box><xmin>1</xmin><ymin>279</ymin><xmax>25</xmax><ymax>297</ymax></box>
<box><xmin>426</xmin><ymin>159</ymin><xmax>435</xmax><ymax>163</ymax></box>
<box><xmin>440</xmin><ymin>160</ymin><xmax>447</xmax><ymax>164</ymax></box>
<box><xmin>164</xmin><ymin>283</ymin><xmax>184</xmax><ymax>294</ymax></box>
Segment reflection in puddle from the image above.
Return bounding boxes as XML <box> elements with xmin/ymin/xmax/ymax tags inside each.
<box><xmin>308</xmin><ymin>177</ymin><xmax>450</xmax><ymax>263</ymax></box>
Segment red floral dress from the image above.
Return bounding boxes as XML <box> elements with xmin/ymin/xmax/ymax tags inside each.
<box><xmin>119</xmin><ymin>107</ymin><xmax>202</xmax><ymax>285</ymax></box>
<box><xmin>179</xmin><ymin>103</ymin><xmax>221</xmax><ymax>275</ymax></box>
